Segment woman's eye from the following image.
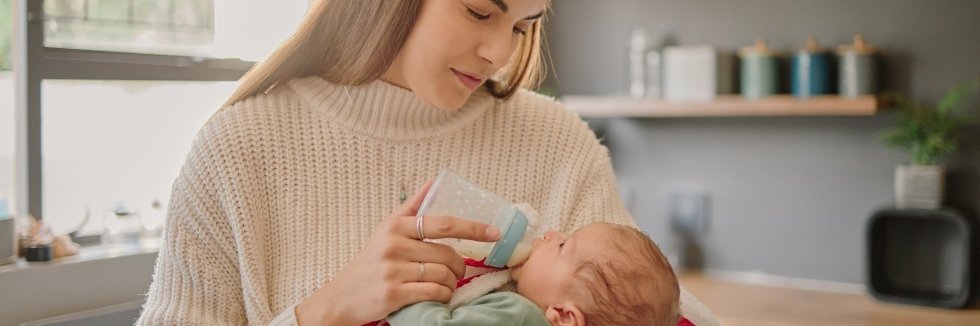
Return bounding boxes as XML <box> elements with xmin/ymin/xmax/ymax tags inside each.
<box><xmin>467</xmin><ymin>8</ymin><xmax>491</xmax><ymax>20</ymax></box>
<box><xmin>513</xmin><ymin>26</ymin><xmax>528</xmax><ymax>36</ymax></box>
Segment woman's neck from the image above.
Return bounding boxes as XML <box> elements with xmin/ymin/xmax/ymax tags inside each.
<box><xmin>287</xmin><ymin>76</ymin><xmax>495</xmax><ymax>140</ymax></box>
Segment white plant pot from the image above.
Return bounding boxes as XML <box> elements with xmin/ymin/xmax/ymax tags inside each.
<box><xmin>894</xmin><ymin>164</ymin><xmax>945</xmax><ymax>209</ymax></box>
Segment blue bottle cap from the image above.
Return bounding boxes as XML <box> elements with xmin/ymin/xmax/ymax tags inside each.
<box><xmin>485</xmin><ymin>209</ymin><xmax>529</xmax><ymax>268</ymax></box>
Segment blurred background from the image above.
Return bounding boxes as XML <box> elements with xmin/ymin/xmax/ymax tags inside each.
<box><xmin>1</xmin><ymin>0</ymin><xmax>979</xmax><ymax>325</ymax></box>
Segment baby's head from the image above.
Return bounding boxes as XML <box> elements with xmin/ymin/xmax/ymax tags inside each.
<box><xmin>511</xmin><ymin>222</ymin><xmax>679</xmax><ymax>326</ymax></box>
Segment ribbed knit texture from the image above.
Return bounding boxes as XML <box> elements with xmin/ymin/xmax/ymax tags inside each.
<box><xmin>135</xmin><ymin>76</ymin><xmax>636</xmax><ymax>325</ymax></box>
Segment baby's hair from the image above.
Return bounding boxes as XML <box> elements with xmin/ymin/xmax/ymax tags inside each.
<box><xmin>569</xmin><ymin>223</ymin><xmax>680</xmax><ymax>326</ymax></box>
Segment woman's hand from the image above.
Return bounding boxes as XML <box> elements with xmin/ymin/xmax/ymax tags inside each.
<box><xmin>296</xmin><ymin>181</ymin><xmax>501</xmax><ymax>325</ymax></box>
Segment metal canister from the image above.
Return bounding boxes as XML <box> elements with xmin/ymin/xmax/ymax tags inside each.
<box><xmin>837</xmin><ymin>34</ymin><xmax>878</xmax><ymax>98</ymax></box>
<box><xmin>792</xmin><ymin>36</ymin><xmax>831</xmax><ymax>98</ymax></box>
<box><xmin>739</xmin><ymin>38</ymin><xmax>779</xmax><ymax>100</ymax></box>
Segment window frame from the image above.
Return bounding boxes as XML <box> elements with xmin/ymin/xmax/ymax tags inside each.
<box><xmin>13</xmin><ymin>0</ymin><xmax>254</xmax><ymax>220</ymax></box>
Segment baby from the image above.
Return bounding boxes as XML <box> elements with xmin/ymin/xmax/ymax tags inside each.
<box><xmin>387</xmin><ymin>221</ymin><xmax>680</xmax><ymax>326</ymax></box>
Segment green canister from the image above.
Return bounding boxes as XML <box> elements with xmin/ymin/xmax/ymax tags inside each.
<box><xmin>837</xmin><ymin>34</ymin><xmax>879</xmax><ymax>98</ymax></box>
<box><xmin>740</xmin><ymin>38</ymin><xmax>779</xmax><ymax>100</ymax></box>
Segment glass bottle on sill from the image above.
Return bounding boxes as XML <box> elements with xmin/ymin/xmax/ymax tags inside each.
<box><xmin>102</xmin><ymin>204</ymin><xmax>142</xmax><ymax>250</ymax></box>
<box><xmin>139</xmin><ymin>199</ymin><xmax>165</xmax><ymax>250</ymax></box>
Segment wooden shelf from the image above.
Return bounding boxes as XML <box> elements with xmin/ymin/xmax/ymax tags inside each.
<box><xmin>560</xmin><ymin>95</ymin><xmax>882</xmax><ymax>118</ymax></box>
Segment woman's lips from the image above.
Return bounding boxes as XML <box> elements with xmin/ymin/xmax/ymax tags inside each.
<box><xmin>452</xmin><ymin>69</ymin><xmax>484</xmax><ymax>90</ymax></box>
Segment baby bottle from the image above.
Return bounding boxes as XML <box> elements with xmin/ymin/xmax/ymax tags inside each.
<box><xmin>417</xmin><ymin>168</ymin><xmax>543</xmax><ymax>268</ymax></box>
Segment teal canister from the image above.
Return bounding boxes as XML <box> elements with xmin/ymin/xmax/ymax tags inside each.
<box><xmin>791</xmin><ymin>36</ymin><xmax>831</xmax><ymax>98</ymax></box>
<box><xmin>837</xmin><ymin>34</ymin><xmax>878</xmax><ymax>98</ymax></box>
<box><xmin>739</xmin><ymin>38</ymin><xmax>779</xmax><ymax>100</ymax></box>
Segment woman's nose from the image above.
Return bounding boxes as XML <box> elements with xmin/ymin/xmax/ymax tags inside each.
<box><xmin>476</xmin><ymin>29</ymin><xmax>516</xmax><ymax>70</ymax></box>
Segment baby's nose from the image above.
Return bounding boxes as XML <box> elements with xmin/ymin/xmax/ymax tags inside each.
<box><xmin>543</xmin><ymin>230</ymin><xmax>563</xmax><ymax>241</ymax></box>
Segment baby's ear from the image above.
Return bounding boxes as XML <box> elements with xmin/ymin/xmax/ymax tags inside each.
<box><xmin>544</xmin><ymin>302</ymin><xmax>586</xmax><ymax>326</ymax></box>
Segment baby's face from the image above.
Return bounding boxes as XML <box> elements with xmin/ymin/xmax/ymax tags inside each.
<box><xmin>510</xmin><ymin>222</ymin><xmax>621</xmax><ymax>309</ymax></box>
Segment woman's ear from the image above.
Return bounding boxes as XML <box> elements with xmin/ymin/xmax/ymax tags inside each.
<box><xmin>544</xmin><ymin>302</ymin><xmax>586</xmax><ymax>326</ymax></box>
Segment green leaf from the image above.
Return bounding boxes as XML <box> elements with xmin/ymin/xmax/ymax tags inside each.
<box><xmin>875</xmin><ymin>78</ymin><xmax>980</xmax><ymax>164</ymax></box>
<box><xmin>937</xmin><ymin>78</ymin><xmax>980</xmax><ymax>114</ymax></box>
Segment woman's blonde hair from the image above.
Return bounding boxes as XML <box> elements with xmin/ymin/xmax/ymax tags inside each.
<box><xmin>224</xmin><ymin>0</ymin><xmax>548</xmax><ymax>107</ymax></box>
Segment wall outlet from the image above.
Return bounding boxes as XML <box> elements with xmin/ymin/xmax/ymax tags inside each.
<box><xmin>669</xmin><ymin>189</ymin><xmax>711</xmax><ymax>236</ymax></box>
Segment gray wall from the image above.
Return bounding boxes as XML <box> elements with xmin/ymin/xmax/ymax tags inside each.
<box><xmin>546</xmin><ymin>0</ymin><xmax>980</xmax><ymax>286</ymax></box>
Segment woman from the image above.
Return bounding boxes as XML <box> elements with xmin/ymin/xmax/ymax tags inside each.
<box><xmin>137</xmin><ymin>0</ymin><xmax>715</xmax><ymax>325</ymax></box>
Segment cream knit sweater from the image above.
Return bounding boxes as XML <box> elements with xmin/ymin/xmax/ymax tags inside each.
<box><xmin>136</xmin><ymin>76</ymin><xmax>712</xmax><ymax>325</ymax></box>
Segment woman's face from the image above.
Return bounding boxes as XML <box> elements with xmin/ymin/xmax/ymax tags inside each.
<box><xmin>382</xmin><ymin>0</ymin><xmax>547</xmax><ymax>111</ymax></box>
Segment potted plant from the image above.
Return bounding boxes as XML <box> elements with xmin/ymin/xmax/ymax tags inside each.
<box><xmin>876</xmin><ymin>79</ymin><xmax>979</xmax><ymax>209</ymax></box>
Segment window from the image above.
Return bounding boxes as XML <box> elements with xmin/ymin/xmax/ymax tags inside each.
<box><xmin>0</xmin><ymin>72</ymin><xmax>11</xmax><ymax>215</ymax></box>
<box><xmin>44</xmin><ymin>0</ymin><xmax>214</xmax><ymax>56</ymax></box>
<box><xmin>7</xmin><ymin>0</ymin><xmax>310</xmax><ymax>236</ymax></box>
<box><xmin>42</xmin><ymin>80</ymin><xmax>237</xmax><ymax>235</ymax></box>
<box><xmin>42</xmin><ymin>0</ymin><xmax>308</xmax><ymax>61</ymax></box>
<box><xmin>1</xmin><ymin>0</ymin><xmax>13</xmax><ymax>214</ymax></box>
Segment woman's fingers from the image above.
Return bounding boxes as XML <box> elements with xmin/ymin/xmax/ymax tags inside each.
<box><xmin>380</xmin><ymin>214</ymin><xmax>498</xmax><ymax>278</ymax></box>
<box><xmin>363</xmin><ymin>180</ymin><xmax>506</xmax><ymax>315</ymax></box>
<box><xmin>394</xmin><ymin>239</ymin><xmax>466</xmax><ymax>279</ymax></box>
<box><xmin>385</xmin><ymin>180</ymin><xmax>500</xmax><ymax>243</ymax></box>
<box><xmin>404</xmin><ymin>262</ymin><xmax>458</xmax><ymax>290</ymax></box>
<box><xmin>405</xmin><ymin>214</ymin><xmax>501</xmax><ymax>242</ymax></box>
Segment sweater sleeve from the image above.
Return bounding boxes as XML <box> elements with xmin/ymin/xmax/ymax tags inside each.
<box><xmin>135</xmin><ymin>122</ymin><xmax>301</xmax><ymax>325</ymax></box>
<box><xmin>386</xmin><ymin>292</ymin><xmax>550</xmax><ymax>326</ymax></box>
<box><xmin>560</xmin><ymin>144</ymin><xmax>638</xmax><ymax>232</ymax></box>
<box><xmin>135</xmin><ymin>129</ymin><xmax>248</xmax><ymax>325</ymax></box>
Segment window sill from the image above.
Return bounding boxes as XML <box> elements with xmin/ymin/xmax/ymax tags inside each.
<box><xmin>0</xmin><ymin>242</ymin><xmax>159</xmax><ymax>275</ymax></box>
<box><xmin>0</xmin><ymin>242</ymin><xmax>158</xmax><ymax>325</ymax></box>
